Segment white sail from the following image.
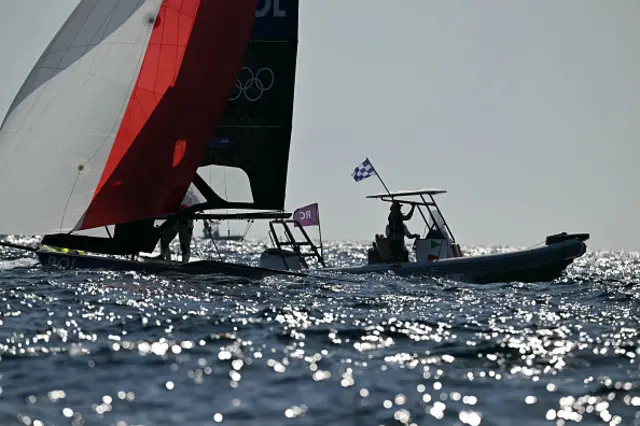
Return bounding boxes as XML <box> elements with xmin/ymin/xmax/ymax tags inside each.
<box><xmin>0</xmin><ymin>0</ymin><xmax>162</xmax><ymax>235</ymax></box>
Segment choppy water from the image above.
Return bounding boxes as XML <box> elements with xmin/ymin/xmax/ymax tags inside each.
<box><xmin>0</xmin><ymin>238</ymin><xmax>638</xmax><ymax>426</ymax></box>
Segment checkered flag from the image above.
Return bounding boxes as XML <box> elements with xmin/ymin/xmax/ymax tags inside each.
<box><xmin>351</xmin><ymin>158</ymin><xmax>376</xmax><ymax>182</ymax></box>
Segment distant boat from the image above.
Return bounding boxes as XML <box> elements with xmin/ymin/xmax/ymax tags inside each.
<box><xmin>203</xmin><ymin>220</ymin><xmax>244</xmax><ymax>242</ymax></box>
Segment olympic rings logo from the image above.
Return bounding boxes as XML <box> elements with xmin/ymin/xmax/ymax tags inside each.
<box><xmin>229</xmin><ymin>66</ymin><xmax>275</xmax><ymax>102</ymax></box>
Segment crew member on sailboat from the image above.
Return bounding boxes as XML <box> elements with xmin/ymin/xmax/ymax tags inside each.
<box><xmin>156</xmin><ymin>185</ymin><xmax>203</xmax><ymax>263</ymax></box>
<box><xmin>158</xmin><ymin>205</ymin><xmax>194</xmax><ymax>263</ymax></box>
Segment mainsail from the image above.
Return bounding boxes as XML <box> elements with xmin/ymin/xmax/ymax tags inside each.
<box><xmin>0</xmin><ymin>0</ymin><xmax>257</xmax><ymax>236</ymax></box>
<box><xmin>198</xmin><ymin>0</ymin><xmax>299</xmax><ymax>211</ymax></box>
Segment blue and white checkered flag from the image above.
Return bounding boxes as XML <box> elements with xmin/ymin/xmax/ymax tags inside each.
<box><xmin>351</xmin><ymin>158</ymin><xmax>376</xmax><ymax>182</ymax></box>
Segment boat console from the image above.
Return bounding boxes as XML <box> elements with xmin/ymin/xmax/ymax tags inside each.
<box><xmin>365</xmin><ymin>189</ymin><xmax>461</xmax><ymax>265</ymax></box>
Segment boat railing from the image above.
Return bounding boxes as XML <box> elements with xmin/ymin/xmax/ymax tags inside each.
<box><xmin>268</xmin><ymin>219</ymin><xmax>325</xmax><ymax>268</ymax></box>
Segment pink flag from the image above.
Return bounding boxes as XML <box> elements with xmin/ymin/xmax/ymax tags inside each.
<box><xmin>293</xmin><ymin>203</ymin><xmax>320</xmax><ymax>227</ymax></box>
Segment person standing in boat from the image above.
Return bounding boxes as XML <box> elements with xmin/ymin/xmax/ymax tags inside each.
<box><xmin>158</xmin><ymin>205</ymin><xmax>194</xmax><ymax>263</ymax></box>
<box><xmin>157</xmin><ymin>185</ymin><xmax>203</xmax><ymax>263</ymax></box>
<box><xmin>386</xmin><ymin>201</ymin><xmax>420</xmax><ymax>261</ymax></box>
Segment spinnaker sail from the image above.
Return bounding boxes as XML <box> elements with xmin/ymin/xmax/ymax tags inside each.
<box><xmin>0</xmin><ymin>0</ymin><xmax>258</xmax><ymax>236</ymax></box>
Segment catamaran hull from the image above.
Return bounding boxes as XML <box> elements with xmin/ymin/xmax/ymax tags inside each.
<box><xmin>323</xmin><ymin>238</ymin><xmax>587</xmax><ymax>283</ymax></box>
<box><xmin>36</xmin><ymin>250</ymin><xmax>279</xmax><ymax>280</ymax></box>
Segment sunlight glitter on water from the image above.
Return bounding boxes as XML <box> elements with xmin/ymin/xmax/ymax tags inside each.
<box><xmin>0</xmin><ymin>241</ymin><xmax>638</xmax><ymax>425</ymax></box>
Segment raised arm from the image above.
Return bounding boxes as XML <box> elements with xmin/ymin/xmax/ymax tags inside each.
<box><xmin>402</xmin><ymin>204</ymin><xmax>416</xmax><ymax>221</ymax></box>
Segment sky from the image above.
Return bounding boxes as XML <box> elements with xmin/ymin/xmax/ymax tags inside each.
<box><xmin>0</xmin><ymin>0</ymin><xmax>639</xmax><ymax>251</ymax></box>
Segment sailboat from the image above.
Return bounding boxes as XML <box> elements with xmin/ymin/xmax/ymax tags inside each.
<box><xmin>203</xmin><ymin>220</ymin><xmax>245</xmax><ymax>242</ymax></box>
<box><xmin>0</xmin><ymin>0</ymin><xmax>301</xmax><ymax>279</ymax></box>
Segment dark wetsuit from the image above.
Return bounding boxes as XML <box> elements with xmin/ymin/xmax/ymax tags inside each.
<box><xmin>160</xmin><ymin>217</ymin><xmax>193</xmax><ymax>263</ymax></box>
<box><xmin>387</xmin><ymin>205</ymin><xmax>415</xmax><ymax>261</ymax></box>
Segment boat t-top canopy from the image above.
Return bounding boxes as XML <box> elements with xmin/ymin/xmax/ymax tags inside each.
<box><xmin>366</xmin><ymin>188</ymin><xmax>447</xmax><ymax>199</ymax></box>
<box><xmin>366</xmin><ymin>188</ymin><xmax>455</xmax><ymax>242</ymax></box>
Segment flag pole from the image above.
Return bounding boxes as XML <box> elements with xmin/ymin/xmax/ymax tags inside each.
<box><xmin>317</xmin><ymin>205</ymin><xmax>325</xmax><ymax>264</ymax></box>
<box><xmin>367</xmin><ymin>157</ymin><xmax>392</xmax><ymax>197</ymax></box>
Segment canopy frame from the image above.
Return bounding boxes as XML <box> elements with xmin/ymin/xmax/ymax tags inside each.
<box><xmin>367</xmin><ymin>188</ymin><xmax>456</xmax><ymax>242</ymax></box>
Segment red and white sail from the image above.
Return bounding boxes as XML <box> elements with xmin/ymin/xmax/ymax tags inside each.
<box><xmin>0</xmin><ymin>0</ymin><xmax>256</xmax><ymax>235</ymax></box>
